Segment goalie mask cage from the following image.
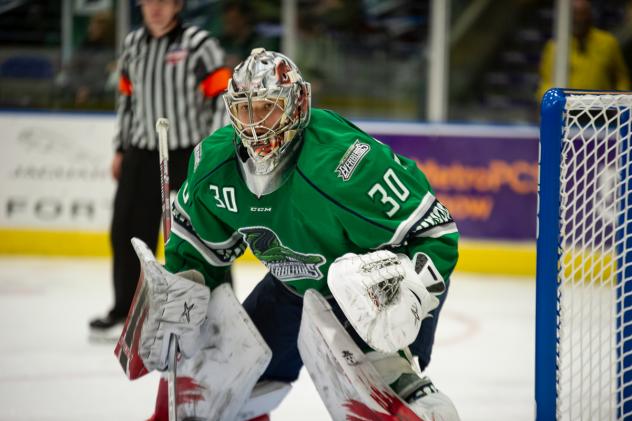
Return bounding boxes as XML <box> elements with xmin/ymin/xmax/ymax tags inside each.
<box><xmin>536</xmin><ymin>88</ymin><xmax>632</xmax><ymax>420</ymax></box>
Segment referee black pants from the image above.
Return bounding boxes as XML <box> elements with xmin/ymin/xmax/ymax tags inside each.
<box><xmin>109</xmin><ymin>146</ymin><xmax>192</xmax><ymax>318</ymax></box>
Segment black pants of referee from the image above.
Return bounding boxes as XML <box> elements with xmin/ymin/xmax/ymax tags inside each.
<box><xmin>109</xmin><ymin>146</ymin><xmax>193</xmax><ymax>319</ymax></box>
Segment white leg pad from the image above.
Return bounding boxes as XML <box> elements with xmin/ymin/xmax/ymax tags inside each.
<box><xmin>237</xmin><ymin>381</ymin><xmax>292</xmax><ymax>420</ymax></box>
<box><xmin>409</xmin><ymin>388</ymin><xmax>460</xmax><ymax>421</ymax></box>
<box><xmin>298</xmin><ymin>289</ymin><xmax>423</xmax><ymax>420</ymax></box>
<box><xmin>367</xmin><ymin>352</ymin><xmax>460</xmax><ymax>420</ymax></box>
<box><xmin>173</xmin><ymin>283</ymin><xmax>272</xmax><ymax>420</ymax></box>
<box><xmin>298</xmin><ymin>289</ymin><xmax>460</xmax><ymax>421</ymax></box>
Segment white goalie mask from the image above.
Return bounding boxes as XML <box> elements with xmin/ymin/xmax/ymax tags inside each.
<box><xmin>224</xmin><ymin>48</ymin><xmax>311</xmax><ymax>174</ymax></box>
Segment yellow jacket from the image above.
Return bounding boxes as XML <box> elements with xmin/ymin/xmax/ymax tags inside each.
<box><xmin>537</xmin><ymin>27</ymin><xmax>630</xmax><ymax>101</ymax></box>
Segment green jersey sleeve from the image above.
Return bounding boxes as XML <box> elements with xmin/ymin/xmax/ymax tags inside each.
<box><xmin>164</xmin><ymin>127</ymin><xmax>246</xmax><ymax>289</ymax></box>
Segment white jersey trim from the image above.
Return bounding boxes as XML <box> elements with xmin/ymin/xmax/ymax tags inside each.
<box><xmin>376</xmin><ymin>192</ymin><xmax>435</xmax><ymax>248</ymax></box>
<box><xmin>171</xmin><ymin>224</ymin><xmax>233</xmax><ymax>267</ymax></box>
<box><xmin>418</xmin><ymin>222</ymin><xmax>458</xmax><ymax>239</ymax></box>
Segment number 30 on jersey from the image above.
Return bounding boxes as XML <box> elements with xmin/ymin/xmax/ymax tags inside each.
<box><xmin>210</xmin><ymin>185</ymin><xmax>238</xmax><ymax>212</ymax></box>
<box><xmin>181</xmin><ymin>182</ymin><xmax>239</xmax><ymax>212</ymax></box>
<box><xmin>368</xmin><ymin>168</ymin><xmax>410</xmax><ymax>217</ymax></box>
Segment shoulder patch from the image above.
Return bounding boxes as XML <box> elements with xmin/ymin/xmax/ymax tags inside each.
<box><xmin>335</xmin><ymin>140</ymin><xmax>371</xmax><ymax>181</ymax></box>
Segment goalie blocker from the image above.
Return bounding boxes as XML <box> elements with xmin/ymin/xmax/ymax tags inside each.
<box><xmin>114</xmin><ymin>238</ymin><xmax>210</xmax><ymax>379</ymax></box>
<box><xmin>115</xmin><ymin>239</ymin><xmax>282</xmax><ymax>420</ymax></box>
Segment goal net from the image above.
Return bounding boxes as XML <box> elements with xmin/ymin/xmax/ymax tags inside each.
<box><xmin>536</xmin><ymin>89</ymin><xmax>632</xmax><ymax>420</ymax></box>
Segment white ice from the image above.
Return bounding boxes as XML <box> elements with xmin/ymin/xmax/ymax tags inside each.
<box><xmin>0</xmin><ymin>257</ymin><xmax>534</xmax><ymax>421</ymax></box>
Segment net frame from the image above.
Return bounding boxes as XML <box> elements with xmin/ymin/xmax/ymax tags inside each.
<box><xmin>536</xmin><ymin>89</ymin><xmax>632</xmax><ymax>420</ymax></box>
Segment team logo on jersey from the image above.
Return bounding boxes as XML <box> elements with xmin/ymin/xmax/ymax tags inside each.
<box><xmin>238</xmin><ymin>227</ymin><xmax>325</xmax><ymax>281</ymax></box>
<box><xmin>165</xmin><ymin>45</ymin><xmax>188</xmax><ymax>64</ymax></box>
<box><xmin>335</xmin><ymin>140</ymin><xmax>371</xmax><ymax>181</ymax></box>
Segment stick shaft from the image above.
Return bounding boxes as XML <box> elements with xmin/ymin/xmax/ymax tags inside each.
<box><xmin>167</xmin><ymin>336</ymin><xmax>178</xmax><ymax>421</ymax></box>
<box><xmin>156</xmin><ymin>118</ymin><xmax>171</xmax><ymax>242</ymax></box>
<box><xmin>155</xmin><ymin>118</ymin><xmax>178</xmax><ymax>421</ymax></box>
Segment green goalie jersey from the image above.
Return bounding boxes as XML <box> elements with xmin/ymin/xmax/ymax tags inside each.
<box><xmin>165</xmin><ymin>108</ymin><xmax>459</xmax><ymax>295</ymax></box>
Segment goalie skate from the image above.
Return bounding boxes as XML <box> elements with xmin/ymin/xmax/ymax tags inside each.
<box><xmin>298</xmin><ymin>289</ymin><xmax>425</xmax><ymax>421</ymax></box>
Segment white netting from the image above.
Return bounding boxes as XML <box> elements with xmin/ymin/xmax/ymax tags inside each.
<box><xmin>557</xmin><ymin>93</ymin><xmax>632</xmax><ymax>420</ymax></box>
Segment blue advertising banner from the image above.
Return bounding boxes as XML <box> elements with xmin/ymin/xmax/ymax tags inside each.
<box><xmin>359</xmin><ymin>122</ymin><xmax>540</xmax><ymax>241</ymax></box>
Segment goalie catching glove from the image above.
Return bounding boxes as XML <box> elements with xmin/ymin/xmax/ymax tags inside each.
<box><xmin>131</xmin><ymin>238</ymin><xmax>211</xmax><ymax>372</ymax></box>
<box><xmin>328</xmin><ymin>250</ymin><xmax>444</xmax><ymax>353</ymax></box>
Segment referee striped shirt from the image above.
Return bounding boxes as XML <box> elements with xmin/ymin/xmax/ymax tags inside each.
<box><xmin>114</xmin><ymin>20</ymin><xmax>230</xmax><ymax>152</ymax></box>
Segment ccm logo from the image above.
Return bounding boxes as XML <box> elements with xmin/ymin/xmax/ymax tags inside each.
<box><xmin>250</xmin><ymin>207</ymin><xmax>272</xmax><ymax>212</ymax></box>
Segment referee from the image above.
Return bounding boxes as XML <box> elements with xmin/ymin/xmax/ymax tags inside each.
<box><xmin>90</xmin><ymin>0</ymin><xmax>230</xmax><ymax>340</ymax></box>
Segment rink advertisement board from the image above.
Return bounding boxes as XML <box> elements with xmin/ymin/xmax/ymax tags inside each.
<box><xmin>0</xmin><ymin>112</ymin><xmax>115</xmax><ymax>232</ymax></box>
<box><xmin>0</xmin><ymin>112</ymin><xmax>539</xmax><ymax>257</ymax></box>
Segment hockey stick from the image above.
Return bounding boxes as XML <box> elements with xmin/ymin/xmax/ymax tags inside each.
<box><xmin>156</xmin><ymin>118</ymin><xmax>178</xmax><ymax>421</ymax></box>
<box><xmin>157</xmin><ymin>118</ymin><xmax>171</xmax><ymax>243</ymax></box>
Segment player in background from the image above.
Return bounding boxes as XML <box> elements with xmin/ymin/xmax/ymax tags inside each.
<box><xmin>139</xmin><ymin>48</ymin><xmax>460</xmax><ymax>420</ymax></box>
<box><xmin>89</xmin><ymin>0</ymin><xmax>230</xmax><ymax>340</ymax></box>
<box><xmin>537</xmin><ymin>0</ymin><xmax>630</xmax><ymax>100</ymax></box>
